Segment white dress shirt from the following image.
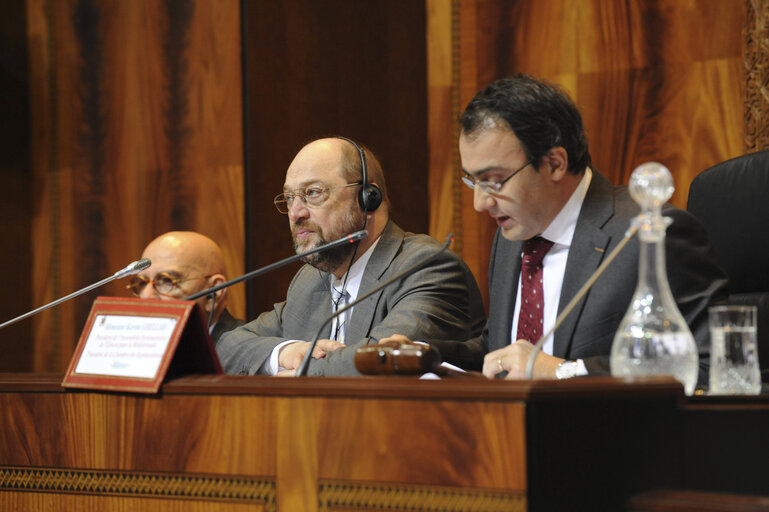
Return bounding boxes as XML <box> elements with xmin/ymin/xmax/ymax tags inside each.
<box><xmin>510</xmin><ymin>168</ymin><xmax>592</xmax><ymax>373</ymax></box>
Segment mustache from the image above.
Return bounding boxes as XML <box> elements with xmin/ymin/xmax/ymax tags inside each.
<box><xmin>291</xmin><ymin>220</ymin><xmax>322</xmax><ymax>237</ymax></box>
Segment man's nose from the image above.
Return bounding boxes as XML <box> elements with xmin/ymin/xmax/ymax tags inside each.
<box><xmin>139</xmin><ymin>281</ymin><xmax>159</xmax><ymax>299</ymax></box>
<box><xmin>473</xmin><ymin>186</ymin><xmax>494</xmax><ymax>213</ymax></box>
<box><xmin>288</xmin><ymin>198</ymin><xmax>309</xmax><ymax>222</ymax></box>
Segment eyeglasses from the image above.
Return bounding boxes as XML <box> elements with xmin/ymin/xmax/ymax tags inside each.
<box><xmin>274</xmin><ymin>182</ymin><xmax>362</xmax><ymax>214</ymax></box>
<box><xmin>460</xmin><ymin>160</ymin><xmax>534</xmax><ymax>194</ymax></box>
<box><xmin>127</xmin><ymin>272</ymin><xmax>213</xmax><ymax>297</ymax></box>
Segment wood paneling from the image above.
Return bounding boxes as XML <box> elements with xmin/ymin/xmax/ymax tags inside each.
<box><xmin>25</xmin><ymin>0</ymin><xmax>244</xmax><ymax>371</ymax></box>
<box><xmin>3</xmin><ymin>0</ymin><xmax>754</xmax><ymax>371</ymax></box>
<box><xmin>0</xmin><ymin>374</ymin><xmax>685</xmax><ymax>511</ymax></box>
<box><xmin>428</xmin><ymin>0</ymin><xmax>745</xmax><ymax>303</ymax></box>
<box><xmin>242</xmin><ymin>0</ymin><xmax>428</xmax><ymax>318</ymax></box>
<box><xmin>0</xmin><ymin>0</ymin><xmax>32</xmax><ymax>371</ymax></box>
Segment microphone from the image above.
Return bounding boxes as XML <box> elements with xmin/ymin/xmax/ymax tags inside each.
<box><xmin>113</xmin><ymin>258</ymin><xmax>151</xmax><ymax>278</ymax></box>
<box><xmin>523</xmin><ymin>223</ymin><xmax>639</xmax><ymax>379</ymax></box>
<box><xmin>183</xmin><ymin>230</ymin><xmax>368</xmax><ymax>301</ymax></box>
<box><xmin>0</xmin><ymin>258</ymin><xmax>153</xmax><ymax>331</ymax></box>
<box><xmin>295</xmin><ymin>233</ymin><xmax>454</xmax><ymax>377</ymax></box>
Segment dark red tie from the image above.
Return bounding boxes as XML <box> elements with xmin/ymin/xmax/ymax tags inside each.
<box><xmin>516</xmin><ymin>237</ymin><xmax>554</xmax><ymax>343</ymax></box>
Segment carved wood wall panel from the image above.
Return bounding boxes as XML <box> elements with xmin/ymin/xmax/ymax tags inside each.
<box><xmin>746</xmin><ymin>0</ymin><xmax>769</xmax><ymax>151</ymax></box>
<box><xmin>428</xmin><ymin>0</ymin><xmax>745</xmax><ymax>304</ymax></box>
<box><xmin>26</xmin><ymin>0</ymin><xmax>244</xmax><ymax>371</ymax></box>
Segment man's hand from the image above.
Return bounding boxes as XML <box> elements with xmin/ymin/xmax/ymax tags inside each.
<box><xmin>278</xmin><ymin>340</ymin><xmax>345</xmax><ymax>370</ymax></box>
<box><xmin>483</xmin><ymin>340</ymin><xmax>564</xmax><ymax>379</ymax></box>
<box><xmin>377</xmin><ymin>334</ymin><xmax>414</xmax><ymax>345</ymax></box>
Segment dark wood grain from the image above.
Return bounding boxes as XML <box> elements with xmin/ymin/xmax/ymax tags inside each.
<box><xmin>428</xmin><ymin>0</ymin><xmax>745</xmax><ymax>302</ymax></box>
<box><xmin>242</xmin><ymin>0</ymin><xmax>428</xmax><ymax>319</ymax></box>
<box><xmin>0</xmin><ymin>374</ymin><xmax>687</xmax><ymax>511</ymax></box>
<box><xmin>25</xmin><ymin>0</ymin><xmax>245</xmax><ymax>371</ymax></box>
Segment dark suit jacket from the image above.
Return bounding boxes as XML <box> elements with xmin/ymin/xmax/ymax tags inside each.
<box><xmin>434</xmin><ymin>170</ymin><xmax>729</xmax><ymax>378</ymax></box>
<box><xmin>216</xmin><ymin>220</ymin><xmax>486</xmax><ymax>376</ymax></box>
<box><xmin>210</xmin><ymin>308</ymin><xmax>244</xmax><ymax>346</ymax></box>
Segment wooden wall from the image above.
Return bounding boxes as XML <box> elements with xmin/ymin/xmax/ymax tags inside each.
<box><xmin>0</xmin><ymin>0</ymin><xmax>753</xmax><ymax>371</ymax></box>
<box><xmin>242</xmin><ymin>0</ymin><xmax>429</xmax><ymax>318</ymax></box>
<box><xmin>428</xmin><ymin>0</ymin><xmax>746</xmax><ymax>305</ymax></box>
<box><xmin>0</xmin><ymin>0</ymin><xmax>32</xmax><ymax>372</ymax></box>
<box><xmin>24</xmin><ymin>0</ymin><xmax>244</xmax><ymax>371</ymax></box>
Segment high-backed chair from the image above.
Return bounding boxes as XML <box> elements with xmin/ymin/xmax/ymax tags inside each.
<box><xmin>686</xmin><ymin>150</ymin><xmax>769</xmax><ymax>380</ymax></box>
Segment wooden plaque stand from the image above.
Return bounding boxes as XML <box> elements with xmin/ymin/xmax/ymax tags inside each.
<box><xmin>62</xmin><ymin>296</ymin><xmax>221</xmax><ymax>393</ymax></box>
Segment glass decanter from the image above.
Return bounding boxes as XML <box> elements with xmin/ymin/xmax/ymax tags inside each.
<box><xmin>610</xmin><ymin>162</ymin><xmax>699</xmax><ymax>395</ymax></box>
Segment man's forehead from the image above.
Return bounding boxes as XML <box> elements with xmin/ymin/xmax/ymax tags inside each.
<box><xmin>460</xmin><ymin>127</ymin><xmax>525</xmax><ymax>173</ymax></box>
<box><xmin>285</xmin><ymin>158</ymin><xmax>345</xmax><ymax>189</ymax></box>
<box><xmin>142</xmin><ymin>245</ymin><xmax>198</xmax><ymax>275</ymax></box>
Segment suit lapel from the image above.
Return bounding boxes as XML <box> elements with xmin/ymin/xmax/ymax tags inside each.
<box><xmin>292</xmin><ymin>269</ymin><xmax>335</xmax><ymax>341</ymax></box>
<box><xmin>553</xmin><ymin>171</ymin><xmax>615</xmax><ymax>358</ymax></box>
<box><xmin>489</xmin><ymin>233</ymin><xmax>523</xmax><ymax>351</ymax></box>
<box><xmin>345</xmin><ymin>220</ymin><xmax>404</xmax><ymax>344</ymax></box>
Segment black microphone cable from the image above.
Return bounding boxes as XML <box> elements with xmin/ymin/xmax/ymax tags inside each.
<box><xmin>295</xmin><ymin>233</ymin><xmax>454</xmax><ymax>377</ymax></box>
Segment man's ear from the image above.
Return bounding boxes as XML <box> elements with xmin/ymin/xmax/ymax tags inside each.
<box><xmin>203</xmin><ymin>274</ymin><xmax>227</xmax><ymax>312</ymax></box>
<box><xmin>545</xmin><ymin>146</ymin><xmax>569</xmax><ymax>182</ymax></box>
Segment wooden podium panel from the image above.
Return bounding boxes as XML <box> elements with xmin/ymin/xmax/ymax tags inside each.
<box><xmin>0</xmin><ymin>374</ymin><xmax>684</xmax><ymax>511</ymax></box>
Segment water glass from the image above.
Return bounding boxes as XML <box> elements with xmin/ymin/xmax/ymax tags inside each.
<box><xmin>708</xmin><ymin>305</ymin><xmax>761</xmax><ymax>395</ymax></box>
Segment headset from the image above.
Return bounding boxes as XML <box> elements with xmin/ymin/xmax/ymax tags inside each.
<box><xmin>337</xmin><ymin>137</ymin><xmax>382</xmax><ymax>212</ymax></box>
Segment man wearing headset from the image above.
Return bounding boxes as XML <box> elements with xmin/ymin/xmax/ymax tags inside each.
<box><xmin>130</xmin><ymin>231</ymin><xmax>244</xmax><ymax>344</ymax></box>
<box><xmin>216</xmin><ymin>137</ymin><xmax>486</xmax><ymax>376</ymax></box>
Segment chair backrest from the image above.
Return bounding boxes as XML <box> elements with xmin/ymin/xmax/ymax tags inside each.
<box><xmin>687</xmin><ymin>150</ymin><xmax>769</xmax><ymax>294</ymax></box>
<box><xmin>687</xmin><ymin>150</ymin><xmax>769</xmax><ymax>380</ymax></box>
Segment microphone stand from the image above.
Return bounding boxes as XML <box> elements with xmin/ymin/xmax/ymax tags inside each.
<box><xmin>524</xmin><ymin>223</ymin><xmax>639</xmax><ymax>379</ymax></box>
<box><xmin>0</xmin><ymin>258</ymin><xmax>152</xmax><ymax>331</ymax></box>
<box><xmin>183</xmin><ymin>230</ymin><xmax>368</xmax><ymax>302</ymax></box>
<box><xmin>295</xmin><ymin>234</ymin><xmax>453</xmax><ymax>377</ymax></box>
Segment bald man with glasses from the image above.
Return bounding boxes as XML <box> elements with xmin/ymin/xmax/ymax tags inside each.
<box><xmin>130</xmin><ymin>231</ymin><xmax>244</xmax><ymax>344</ymax></box>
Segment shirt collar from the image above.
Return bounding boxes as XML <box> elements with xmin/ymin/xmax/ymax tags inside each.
<box><xmin>541</xmin><ymin>167</ymin><xmax>592</xmax><ymax>247</ymax></box>
<box><xmin>330</xmin><ymin>236</ymin><xmax>381</xmax><ymax>300</ymax></box>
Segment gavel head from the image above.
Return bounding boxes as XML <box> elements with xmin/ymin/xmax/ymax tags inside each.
<box><xmin>354</xmin><ymin>340</ymin><xmax>442</xmax><ymax>375</ymax></box>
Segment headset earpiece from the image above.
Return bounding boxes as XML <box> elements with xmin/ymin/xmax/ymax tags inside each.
<box><xmin>359</xmin><ymin>183</ymin><xmax>382</xmax><ymax>212</ymax></box>
<box><xmin>337</xmin><ymin>136</ymin><xmax>381</xmax><ymax>212</ymax></box>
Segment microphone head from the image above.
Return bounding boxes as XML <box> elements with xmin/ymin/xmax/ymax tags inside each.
<box><xmin>131</xmin><ymin>258</ymin><xmax>152</xmax><ymax>274</ymax></box>
<box><xmin>347</xmin><ymin>230</ymin><xmax>368</xmax><ymax>242</ymax></box>
<box><xmin>115</xmin><ymin>258</ymin><xmax>152</xmax><ymax>278</ymax></box>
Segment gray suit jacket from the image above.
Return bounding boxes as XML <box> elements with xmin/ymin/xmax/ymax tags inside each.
<box><xmin>216</xmin><ymin>221</ymin><xmax>486</xmax><ymax>376</ymax></box>
<box><xmin>210</xmin><ymin>308</ymin><xmax>244</xmax><ymax>346</ymax></box>
<box><xmin>434</xmin><ymin>171</ymin><xmax>729</xmax><ymax>378</ymax></box>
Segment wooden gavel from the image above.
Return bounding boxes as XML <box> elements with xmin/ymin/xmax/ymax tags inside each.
<box><xmin>355</xmin><ymin>340</ymin><xmax>481</xmax><ymax>377</ymax></box>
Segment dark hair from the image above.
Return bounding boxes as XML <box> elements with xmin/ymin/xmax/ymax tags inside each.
<box><xmin>460</xmin><ymin>73</ymin><xmax>591</xmax><ymax>174</ymax></box>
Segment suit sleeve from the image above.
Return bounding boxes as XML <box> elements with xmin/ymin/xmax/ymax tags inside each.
<box><xmin>215</xmin><ymin>302</ymin><xmax>289</xmax><ymax>375</ymax></box>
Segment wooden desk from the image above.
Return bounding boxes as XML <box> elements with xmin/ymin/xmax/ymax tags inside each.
<box><xmin>682</xmin><ymin>393</ymin><xmax>769</xmax><ymax>496</ymax></box>
<box><xmin>0</xmin><ymin>374</ymin><xmax>684</xmax><ymax>511</ymax></box>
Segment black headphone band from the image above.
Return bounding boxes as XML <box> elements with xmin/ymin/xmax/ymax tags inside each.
<box><xmin>336</xmin><ymin>136</ymin><xmax>382</xmax><ymax>212</ymax></box>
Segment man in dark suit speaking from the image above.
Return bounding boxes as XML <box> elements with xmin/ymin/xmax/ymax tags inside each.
<box><xmin>216</xmin><ymin>137</ymin><xmax>485</xmax><ymax>376</ymax></box>
<box><xmin>384</xmin><ymin>74</ymin><xmax>728</xmax><ymax>382</ymax></box>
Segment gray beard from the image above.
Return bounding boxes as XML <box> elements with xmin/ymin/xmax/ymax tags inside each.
<box><xmin>300</xmin><ymin>239</ymin><xmax>358</xmax><ymax>273</ymax></box>
<box><xmin>293</xmin><ymin>204</ymin><xmax>365</xmax><ymax>273</ymax></box>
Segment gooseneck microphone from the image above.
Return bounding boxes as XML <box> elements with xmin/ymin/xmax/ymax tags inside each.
<box><xmin>523</xmin><ymin>223</ymin><xmax>639</xmax><ymax>379</ymax></box>
<box><xmin>183</xmin><ymin>230</ymin><xmax>368</xmax><ymax>302</ymax></box>
<box><xmin>0</xmin><ymin>258</ymin><xmax>152</xmax><ymax>331</ymax></box>
<box><xmin>295</xmin><ymin>233</ymin><xmax>454</xmax><ymax>377</ymax></box>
